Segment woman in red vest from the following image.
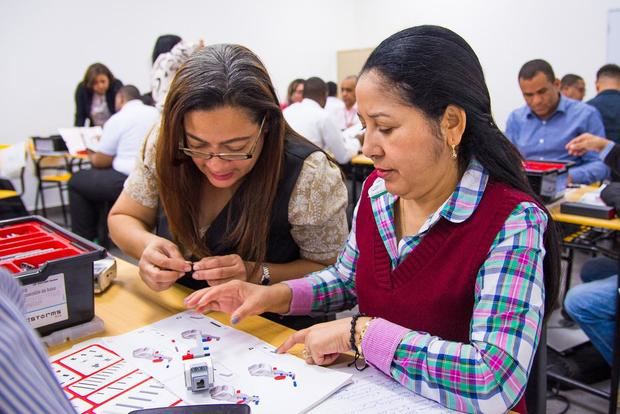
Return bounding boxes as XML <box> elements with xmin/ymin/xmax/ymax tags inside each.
<box><xmin>185</xmin><ymin>26</ymin><xmax>561</xmax><ymax>413</ymax></box>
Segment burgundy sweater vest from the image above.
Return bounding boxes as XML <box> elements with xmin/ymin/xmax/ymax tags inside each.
<box><xmin>356</xmin><ymin>171</ymin><xmax>537</xmax><ymax>414</ymax></box>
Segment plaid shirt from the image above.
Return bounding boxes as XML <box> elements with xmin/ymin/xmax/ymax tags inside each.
<box><xmin>285</xmin><ymin>160</ymin><xmax>547</xmax><ymax>413</ymax></box>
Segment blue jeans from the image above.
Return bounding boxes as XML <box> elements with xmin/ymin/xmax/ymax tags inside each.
<box><xmin>579</xmin><ymin>256</ymin><xmax>619</xmax><ymax>283</ymax></box>
<box><xmin>564</xmin><ymin>272</ymin><xmax>618</xmax><ymax>365</ymax></box>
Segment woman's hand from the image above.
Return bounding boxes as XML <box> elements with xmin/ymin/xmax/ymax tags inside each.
<box><xmin>566</xmin><ymin>133</ymin><xmax>610</xmax><ymax>156</ymax></box>
<box><xmin>192</xmin><ymin>254</ymin><xmax>253</xmax><ymax>286</ymax></box>
<box><xmin>138</xmin><ymin>237</ymin><xmax>191</xmax><ymax>292</ymax></box>
<box><xmin>184</xmin><ymin>280</ymin><xmax>293</xmax><ymax>324</ymax></box>
<box><xmin>277</xmin><ymin>318</ymin><xmax>353</xmax><ymax>366</ymax></box>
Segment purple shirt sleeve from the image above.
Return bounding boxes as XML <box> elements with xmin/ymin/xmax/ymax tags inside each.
<box><xmin>361</xmin><ymin>318</ymin><xmax>409</xmax><ymax>375</ymax></box>
<box><xmin>282</xmin><ymin>278</ymin><xmax>314</xmax><ymax>315</ymax></box>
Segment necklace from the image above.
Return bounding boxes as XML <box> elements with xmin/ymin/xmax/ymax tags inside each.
<box><xmin>344</xmin><ymin>107</ymin><xmax>356</xmax><ymax>128</ymax></box>
<box><xmin>399</xmin><ymin>198</ymin><xmax>407</xmax><ymax>238</ymax></box>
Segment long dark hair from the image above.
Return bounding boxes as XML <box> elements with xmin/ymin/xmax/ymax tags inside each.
<box><xmin>361</xmin><ymin>25</ymin><xmax>561</xmax><ymax>320</ymax></box>
<box><xmin>156</xmin><ymin>44</ymin><xmax>297</xmax><ymax>270</ymax></box>
<box><xmin>152</xmin><ymin>34</ymin><xmax>182</xmax><ymax>63</ymax></box>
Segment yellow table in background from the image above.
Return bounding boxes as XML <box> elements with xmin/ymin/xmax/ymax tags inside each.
<box><xmin>548</xmin><ymin>185</ymin><xmax>620</xmax><ymax>231</ymax></box>
<box><xmin>350</xmin><ymin>154</ymin><xmax>374</xmax><ymax>201</ymax></box>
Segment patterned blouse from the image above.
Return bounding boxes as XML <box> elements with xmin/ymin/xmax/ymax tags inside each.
<box><xmin>124</xmin><ymin>126</ymin><xmax>349</xmax><ymax>262</ymax></box>
<box><xmin>285</xmin><ymin>159</ymin><xmax>547</xmax><ymax>413</ymax></box>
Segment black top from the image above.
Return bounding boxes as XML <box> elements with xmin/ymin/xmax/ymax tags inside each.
<box><xmin>74</xmin><ymin>78</ymin><xmax>123</xmax><ymax>126</ymax></box>
<box><xmin>604</xmin><ymin>142</ymin><xmax>620</xmax><ymax>176</ymax></box>
<box><xmin>587</xmin><ymin>89</ymin><xmax>620</xmax><ymax>144</ymax></box>
<box><xmin>601</xmin><ymin>143</ymin><xmax>620</xmax><ymax>213</ymax></box>
<box><xmin>157</xmin><ymin>135</ymin><xmax>321</xmax><ymax>290</ymax></box>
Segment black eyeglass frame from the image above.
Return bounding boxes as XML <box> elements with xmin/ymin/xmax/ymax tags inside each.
<box><xmin>178</xmin><ymin>117</ymin><xmax>266</xmax><ymax>161</ymax></box>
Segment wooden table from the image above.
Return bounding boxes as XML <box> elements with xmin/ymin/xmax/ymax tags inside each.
<box><xmin>48</xmin><ymin>259</ymin><xmax>301</xmax><ymax>359</ymax></box>
<box><xmin>47</xmin><ymin>260</ymin><xmax>522</xmax><ymax>414</ymax></box>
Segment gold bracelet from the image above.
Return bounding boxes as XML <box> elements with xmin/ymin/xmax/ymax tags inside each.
<box><xmin>357</xmin><ymin>317</ymin><xmax>375</xmax><ymax>357</ymax></box>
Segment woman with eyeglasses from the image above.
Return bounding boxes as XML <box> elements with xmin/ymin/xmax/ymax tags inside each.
<box><xmin>185</xmin><ymin>26</ymin><xmax>561</xmax><ymax>413</ymax></box>
<box><xmin>108</xmin><ymin>44</ymin><xmax>348</xmax><ymax>328</ymax></box>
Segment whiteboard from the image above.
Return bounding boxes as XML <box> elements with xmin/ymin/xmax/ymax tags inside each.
<box><xmin>608</xmin><ymin>9</ymin><xmax>620</xmax><ymax>64</ymax></box>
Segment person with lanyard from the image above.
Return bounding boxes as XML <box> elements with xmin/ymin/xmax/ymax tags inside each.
<box><xmin>108</xmin><ymin>44</ymin><xmax>349</xmax><ymax>330</ymax></box>
<box><xmin>185</xmin><ymin>26</ymin><xmax>561</xmax><ymax>413</ymax></box>
<box><xmin>340</xmin><ymin>75</ymin><xmax>362</xmax><ymax>130</ymax></box>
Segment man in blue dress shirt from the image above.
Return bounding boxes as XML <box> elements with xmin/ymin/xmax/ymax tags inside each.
<box><xmin>506</xmin><ymin>59</ymin><xmax>609</xmax><ymax>184</ymax></box>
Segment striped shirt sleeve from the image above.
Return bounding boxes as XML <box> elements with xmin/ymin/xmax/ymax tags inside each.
<box><xmin>0</xmin><ymin>271</ymin><xmax>76</xmax><ymax>413</ymax></box>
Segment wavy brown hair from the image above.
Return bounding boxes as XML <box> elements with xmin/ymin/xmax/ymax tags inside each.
<box><xmin>83</xmin><ymin>63</ymin><xmax>115</xmax><ymax>89</ymax></box>
<box><xmin>156</xmin><ymin>44</ymin><xmax>294</xmax><ymax>269</ymax></box>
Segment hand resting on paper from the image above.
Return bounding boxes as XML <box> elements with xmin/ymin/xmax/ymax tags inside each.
<box><xmin>276</xmin><ymin>317</ymin><xmax>367</xmax><ymax>366</ymax></box>
<box><xmin>184</xmin><ymin>280</ymin><xmax>292</xmax><ymax>323</ymax></box>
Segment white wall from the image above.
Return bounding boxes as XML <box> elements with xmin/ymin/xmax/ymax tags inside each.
<box><xmin>0</xmin><ymin>0</ymin><xmax>360</xmax><ymax>209</ymax></box>
<box><xmin>1</xmin><ymin>0</ymin><xmax>619</xmax><ymax>209</ymax></box>
<box><xmin>354</xmin><ymin>0</ymin><xmax>620</xmax><ymax>129</ymax></box>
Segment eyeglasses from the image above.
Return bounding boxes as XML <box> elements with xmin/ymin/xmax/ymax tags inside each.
<box><xmin>179</xmin><ymin>117</ymin><xmax>265</xmax><ymax>161</ymax></box>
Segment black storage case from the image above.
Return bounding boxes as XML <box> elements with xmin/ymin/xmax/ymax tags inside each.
<box><xmin>0</xmin><ymin>215</ymin><xmax>106</xmax><ymax>336</ymax></box>
<box><xmin>524</xmin><ymin>160</ymin><xmax>575</xmax><ymax>203</ymax></box>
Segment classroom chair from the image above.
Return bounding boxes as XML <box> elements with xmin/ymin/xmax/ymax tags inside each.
<box><xmin>547</xmin><ymin>275</ymin><xmax>620</xmax><ymax>414</ymax></box>
<box><xmin>526</xmin><ymin>328</ymin><xmax>548</xmax><ymax>413</ymax></box>
<box><xmin>27</xmin><ymin>136</ymin><xmax>72</xmax><ymax>225</ymax></box>
<box><xmin>0</xmin><ymin>143</ymin><xmax>28</xmax><ymax>219</ymax></box>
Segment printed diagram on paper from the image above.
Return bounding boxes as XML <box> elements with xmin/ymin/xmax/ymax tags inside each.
<box><xmin>105</xmin><ymin>311</ymin><xmax>351</xmax><ymax>414</ymax></box>
<box><xmin>50</xmin><ymin>342</ymin><xmax>182</xmax><ymax>413</ymax></box>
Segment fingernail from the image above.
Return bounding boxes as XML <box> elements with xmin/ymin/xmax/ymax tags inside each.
<box><xmin>231</xmin><ymin>316</ymin><xmax>239</xmax><ymax>325</ymax></box>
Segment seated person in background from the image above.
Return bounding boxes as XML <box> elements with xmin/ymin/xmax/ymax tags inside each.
<box><xmin>560</xmin><ymin>73</ymin><xmax>586</xmax><ymax>101</ymax></box>
<box><xmin>108</xmin><ymin>45</ymin><xmax>349</xmax><ymax>329</ymax></box>
<box><xmin>141</xmin><ymin>34</ymin><xmax>182</xmax><ymax>106</ymax></box>
<box><xmin>69</xmin><ymin>85</ymin><xmax>159</xmax><ymax>242</ymax></box>
<box><xmin>284</xmin><ymin>77</ymin><xmax>360</xmax><ymax>164</ymax></box>
<box><xmin>150</xmin><ymin>39</ymin><xmax>203</xmax><ymax>112</ymax></box>
<box><xmin>186</xmin><ymin>25</ymin><xmax>561</xmax><ymax>414</ymax></box>
<box><xmin>324</xmin><ymin>80</ymin><xmax>345</xmax><ymax>128</ymax></box>
<box><xmin>587</xmin><ymin>64</ymin><xmax>620</xmax><ymax>144</ymax></box>
<box><xmin>0</xmin><ymin>269</ymin><xmax>74</xmax><ymax>413</ymax></box>
<box><xmin>74</xmin><ymin>63</ymin><xmax>123</xmax><ymax>127</ymax></box>
<box><xmin>506</xmin><ymin>59</ymin><xmax>608</xmax><ymax>184</ymax></box>
<box><xmin>280</xmin><ymin>78</ymin><xmax>305</xmax><ymax>110</ymax></box>
<box><xmin>340</xmin><ymin>75</ymin><xmax>362</xmax><ymax>130</ymax></box>
<box><xmin>564</xmin><ymin>132</ymin><xmax>619</xmax><ymax>366</ymax></box>
<box><xmin>325</xmin><ymin>76</ymin><xmax>362</xmax><ymax>131</ymax></box>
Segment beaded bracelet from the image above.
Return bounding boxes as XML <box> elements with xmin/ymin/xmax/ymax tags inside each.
<box><xmin>348</xmin><ymin>313</ymin><xmax>368</xmax><ymax>371</ymax></box>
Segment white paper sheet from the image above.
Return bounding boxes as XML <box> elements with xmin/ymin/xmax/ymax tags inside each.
<box><xmin>104</xmin><ymin>311</ymin><xmax>352</xmax><ymax>414</ymax></box>
<box><xmin>58</xmin><ymin>127</ymin><xmax>102</xmax><ymax>154</ymax></box>
<box><xmin>310</xmin><ymin>363</ymin><xmax>456</xmax><ymax>414</ymax></box>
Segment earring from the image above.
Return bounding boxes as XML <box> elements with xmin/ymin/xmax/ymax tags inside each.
<box><xmin>451</xmin><ymin>144</ymin><xmax>457</xmax><ymax>159</ymax></box>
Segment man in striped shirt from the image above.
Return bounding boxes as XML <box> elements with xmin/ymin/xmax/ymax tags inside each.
<box><xmin>0</xmin><ymin>270</ymin><xmax>75</xmax><ymax>413</ymax></box>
